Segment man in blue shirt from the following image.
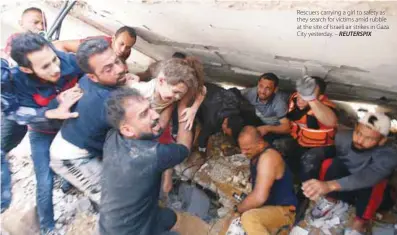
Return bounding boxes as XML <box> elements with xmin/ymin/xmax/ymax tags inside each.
<box><xmin>99</xmin><ymin>88</ymin><xmax>193</xmax><ymax>235</ymax></box>
<box><xmin>9</xmin><ymin>32</ymin><xmax>84</xmax><ymax>235</ymax></box>
<box><xmin>50</xmin><ymin>38</ymin><xmax>128</xmax><ymax>205</ymax></box>
<box><xmin>241</xmin><ymin>73</ymin><xmax>290</xmax><ymax>144</ymax></box>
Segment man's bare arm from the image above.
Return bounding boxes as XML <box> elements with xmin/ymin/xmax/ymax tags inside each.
<box><xmin>258</xmin><ymin>117</ymin><xmax>291</xmax><ymax>135</ymax></box>
<box><xmin>237</xmin><ymin>150</ymin><xmax>280</xmax><ymax>213</ymax></box>
<box><xmin>159</xmin><ymin>105</ymin><xmax>174</xmax><ymax>130</ymax></box>
<box><xmin>309</xmin><ymin>100</ymin><xmax>337</xmax><ymax>127</ymax></box>
<box><xmin>53</xmin><ymin>39</ymin><xmax>82</xmax><ymax>53</ymax></box>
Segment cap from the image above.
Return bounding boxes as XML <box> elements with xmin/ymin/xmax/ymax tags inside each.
<box><xmin>359</xmin><ymin>112</ymin><xmax>391</xmax><ymax>136</ymax></box>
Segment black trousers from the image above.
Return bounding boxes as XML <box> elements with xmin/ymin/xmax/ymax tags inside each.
<box><xmin>320</xmin><ymin>158</ymin><xmax>393</xmax><ymax>220</ymax></box>
<box><xmin>274</xmin><ymin>137</ymin><xmax>335</xmax><ymax>182</ymax></box>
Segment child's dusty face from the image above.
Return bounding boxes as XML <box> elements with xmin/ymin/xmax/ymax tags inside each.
<box><xmin>158</xmin><ymin>80</ymin><xmax>188</xmax><ymax>102</ymax></box>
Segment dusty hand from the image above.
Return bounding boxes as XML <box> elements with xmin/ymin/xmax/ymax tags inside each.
<box><xmin>125</xmin><ymin>73</ymin><xmax>140</xmax><ymax>86</ymax></box>
<box><xmin>296</xmin><ymin>66</ymin><xmax>317</xmax><ymax>101</ymax></box>
<box><xmin>302</xmin><ymin>179</ymin><xmax>332</xmax><ymax>201</ymax></box>
<box><xmin>200</xmin><ymin>85</ymin><xmax>207</xmax><ymax>97</ymax></box>
<box><xmin>57</xmin><ymin>84</ymin><xmax>83</xmax><ymax>109</ymax></box>
<box><xmin>162</xmin><ymin>174</ymin><xmax>173</xmax><ymax>194</ymax></box>
<box><xmin>257</xmin><ymin>126</ymin><xmax>269</xmax><ymax>136</ymax></box>
<box><xmin>180</xmin><ymin>107</ymin><xmax>197</xmax><ymax>131</ymax></box>
<box><xmin>46</xmin><ymin>107</ymin><xmax>80</xmax><ymax>120</ymax></box>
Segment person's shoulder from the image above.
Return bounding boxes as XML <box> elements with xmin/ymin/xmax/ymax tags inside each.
<box><xmin>274</xmin><ymin>91</ymin><xmax>289</xmax><ymax>103</ymax></box>
<box><xmin>56</xmin><ymin>50</ymin><xmax>77</xmax><ymax>64</ymax></box>
<box><xmin>374</xmin><ymin>144</ymin><xmax>397</xmax><ymax>159</ymax></box>
<box><xmin>10</xmin><ymin>67</ymin><xmax>28</xmax><ymax>86</ymax></box>
<box><xmin>259</xmin><ymin>147</ymin><xmax>283</xmax><ymax>165</ymax></box>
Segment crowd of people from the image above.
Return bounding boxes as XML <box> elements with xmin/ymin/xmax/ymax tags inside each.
<box><xmin>1</xmin><ymin>7</ymin><xmax>396</xmax><ymax>235</ymax></box>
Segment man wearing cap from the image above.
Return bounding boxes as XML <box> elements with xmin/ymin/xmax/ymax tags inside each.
<box><xmin>302</xmin><ymin>112</ymin><xmax>396</xmax><ymax>235</ymax></box>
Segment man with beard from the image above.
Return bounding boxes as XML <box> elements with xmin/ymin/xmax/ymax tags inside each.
<box><xmin>302</xmin><ymin>112</ymin><xmax>396</xmax><ymax>235</ymax></box>
<box><xmin>241</xmin><ymin>73</ymin><xmax>290</xmax><ymax>144</ymax></box>
<box><xmin>98</xmin><ymin>87</ymin><xmax>193</xmax><ymax>235</ymax></box>
<box><xmin>50</xmin><ymin>38</ymin><xmax>128</xmax><ymax>205</ymax></box>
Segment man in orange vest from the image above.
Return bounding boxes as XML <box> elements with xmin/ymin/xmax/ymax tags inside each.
<box><xmin>281</xmin><ymin>70</ymin><xmax>338</xmax><ymax>183</ymax></box>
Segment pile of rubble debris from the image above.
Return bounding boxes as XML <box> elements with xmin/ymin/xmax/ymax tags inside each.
<box><xmin>2</xmin><ymin>129</ymin><xmax>397</xmax><ymax>235</ymax></box>
<box><xmin>0</xmin><ymin>137</ymin><xmax>97</xmax><ymax>235</ymax></box>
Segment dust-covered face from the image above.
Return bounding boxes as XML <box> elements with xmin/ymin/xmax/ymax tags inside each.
<box><xmin>120</xmin><ymin>98</ymin><xmax>162</xmax><ymax>139</ymax></box>
<box><xmin>157</xmin><ymin>76</ymin><xmax>188</xmax><ymax>102</ymax></box>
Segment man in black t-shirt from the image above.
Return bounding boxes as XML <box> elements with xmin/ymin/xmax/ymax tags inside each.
<box><xmin>98</xmin><ymin>88</ymin><xmax>193</xmax><ymax>235</ymax></box>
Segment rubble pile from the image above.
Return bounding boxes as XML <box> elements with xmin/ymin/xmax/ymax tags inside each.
<box><xmin>0</xmin><ymin>141</ymin><xmax>95</xmax><ymax>235</ymax></box>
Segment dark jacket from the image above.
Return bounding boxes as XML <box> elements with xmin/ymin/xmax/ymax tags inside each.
<box><xmin>335</xmin><ymin>130</ymin><xmax>397</xmax><ymax>191</ymax></box>
<box><xmin>60</xmin><ymin>76</ymin><xmax>115</xmax><ymax>156</ymax></box>
<box><xmin>196</xmin><ymin>83</ymin><xmax>263</xmax><ymax>148</ymax></box>
<box><xmin>11</xmin><ymin>50</ymin><xmax>84</xmax><ymax>133</ymax></box>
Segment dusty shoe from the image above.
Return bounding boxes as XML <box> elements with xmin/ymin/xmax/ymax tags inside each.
<box><xmin>311</xmin><ymin>198</ymin><xmax>339</xmax><ymax>219</ymax></box>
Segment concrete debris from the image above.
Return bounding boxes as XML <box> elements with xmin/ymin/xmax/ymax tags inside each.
<box><xmin>76</xmin><ymin>197</ymin><xmax>93</xmax><ymax>214</ymax></box>
<box><xmin>0</xmin><ymin>148</ymin><xmax>93</xmax><ymax>235</ymax></box>
<box><xmin>217</xmin><ymin>207</ymin><xmax>229</xmax><ymax>218</ymax></box>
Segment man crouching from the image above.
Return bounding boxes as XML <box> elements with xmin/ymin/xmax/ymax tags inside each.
<box><xmin>235</xmin><ymin>126</ymin><xmax>297</xmax><ymax>235</ymax></box>
<box><xmin>98</xmin><ymin>88</ymin><xmax>193</xmax><ymax>235</ymax></box>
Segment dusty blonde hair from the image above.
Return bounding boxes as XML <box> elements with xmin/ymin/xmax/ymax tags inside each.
<box><xmin>155</xmin><ymin>57</ymin><xmax>205</xmax><ymax>95</ymax></box>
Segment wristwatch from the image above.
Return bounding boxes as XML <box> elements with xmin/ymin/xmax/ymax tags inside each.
<box><xmin>233</xmin><ymin>205</ymin><xmax>238</xmax><ymax>213</ymax></box>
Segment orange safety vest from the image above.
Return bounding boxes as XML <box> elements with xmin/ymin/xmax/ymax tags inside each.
<box><xmin>288</xmin><ymin>92</ymin><xmax>336</xmax><ymax>147</ymax></box>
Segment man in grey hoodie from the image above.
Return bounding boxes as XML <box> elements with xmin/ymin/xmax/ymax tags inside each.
<box><xmin>302</xmin><ymin>112</ymin><xmax>396</xmax><ymax>235</ymax></box>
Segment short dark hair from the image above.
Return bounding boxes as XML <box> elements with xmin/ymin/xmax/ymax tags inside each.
<box><xmin>227</xmin><ymin>115</ymin><xmax>244</xmax><ymax>141</ymax></box>
<box><xmin>76</xmin><ymin>38</ymin><xmax>110</xmax><ymax>73</ymax></box>
<box><xmin>172</xmin><ymin>52</ymin><xmax>187</xmax><ymax>59</ymax></box>
<box><xmin>312</xmin><ymin>76</ymin><xmax>327</xmax><ymax>94</ymax></box>
<box><xmin>115</xmin><ymin>26</ymin><xmax>137</xmax><ymax>39</ymax></box>
<box><xmin>258</xmin><ymin>72</ymin><xmax>279</xmax><ymax>87</ymax></box>
<box><xmin>105</xmin><ymin>88</ymin><xmax>144</xmax><ymax>129</ymax></box>
<box><xmin>10</xmin><ymin>32</ymin><xmax>50</xmax><ymax>68</ymax></box>
<box><xmin>22</xmin><ymin>7</ymin><xmax>43</xmax><ymax>16</ymax></box>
